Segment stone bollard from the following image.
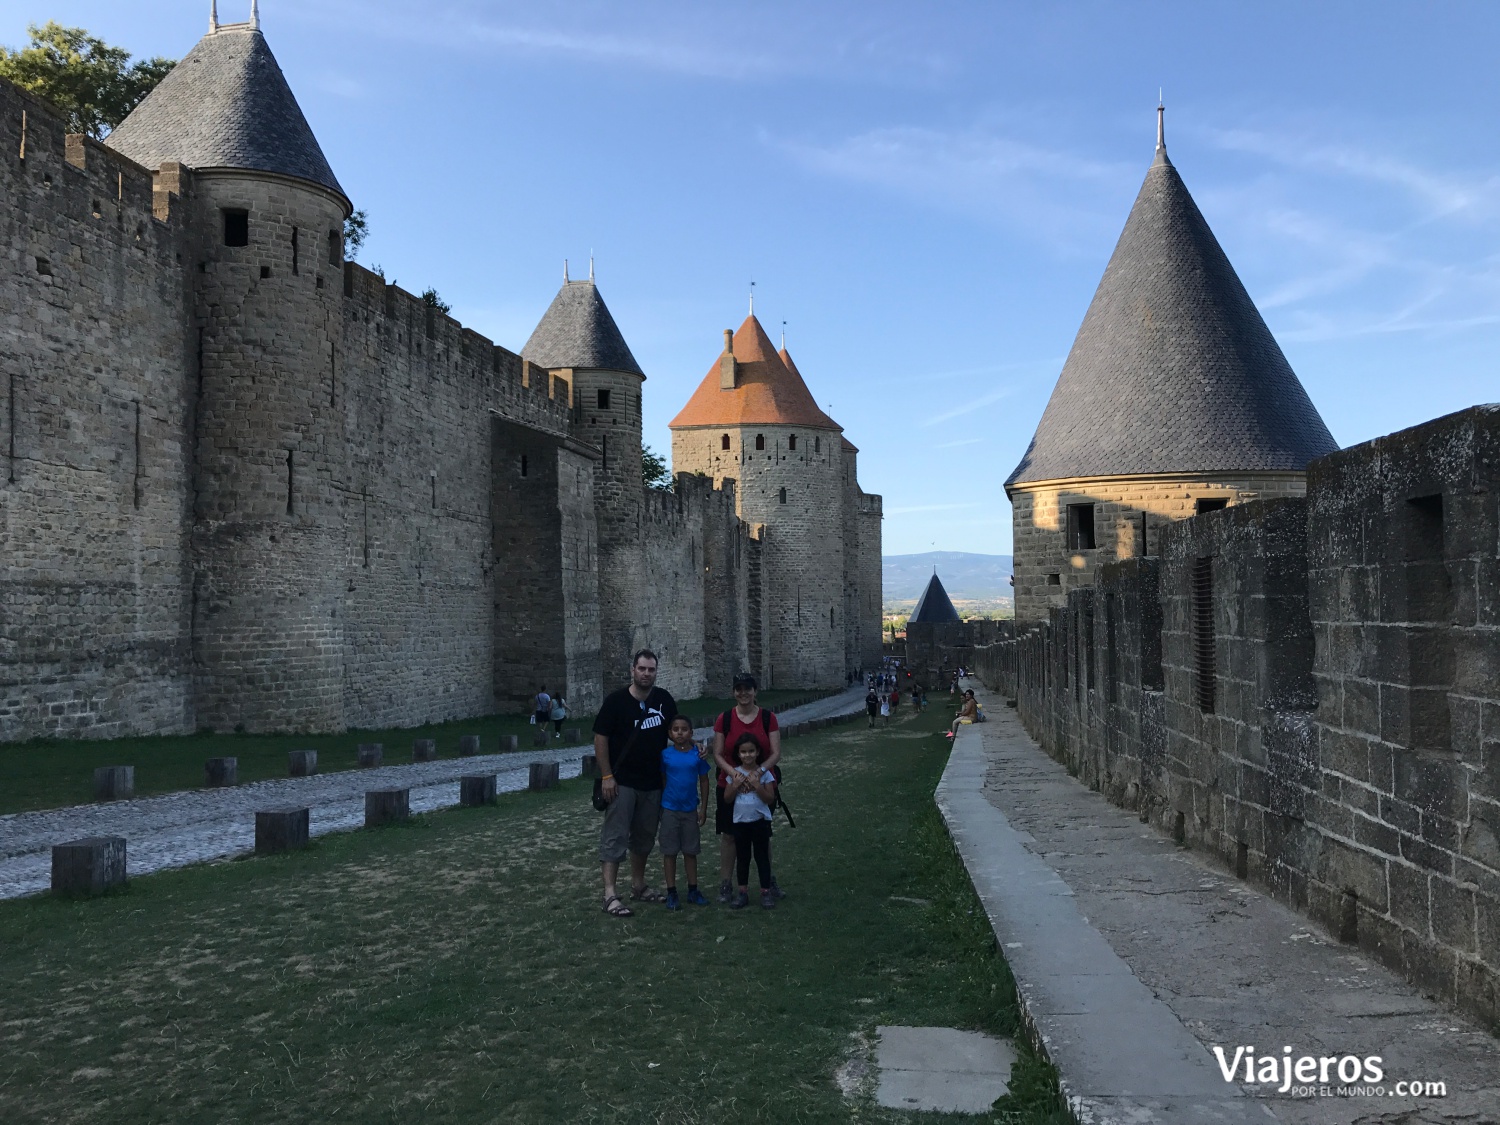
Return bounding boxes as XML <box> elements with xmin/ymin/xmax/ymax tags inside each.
<box><xmin>288</xmin><ymin>749</ymin><xmax>318</xmax><ymax>777</ymax></box>
<box><xmin>204</xmin><ymin>757</ymin><xmax>238</xmax><ymax>787</ymax></box>
<box><xmin>581</xmin><ymin>754</ymin><xmax>599</xmax><ymax>778</ymax></box>
<box><xmin>93</xmin><ymin>765</ymin><xmax>134</xmax><ymax>802</ymax></box>
<box><xmin>51</xmin><ymin>836</ymin><xmax>127</xmax><ymax>896</ymax></box>
<box><xmin>357</xmin><ymin>743</ymin><xmax>383</xmax><ymax>768</ymax></box>
<box><xmin>528</xmin><ymin>761</ymin><xmax>560</xmax><ymax>791</ymax></box>
<box><xmin>499</xmin><ymin>734</ymin><xmax>519</xmax><ymax>752</ymax></box>
<box><xmin>255</xmin><ymin>807</ymin><xmax>310</xmax><ymax>855</ymax></box>
<box><xmin>532</xmin><ymin>729</ymin><xmax>550</xmax><ymax>747</ymax></box>
<box><xmin>563</xmin><ymin>727</ymin><xmax>583</xmax><ymax>743</ymax></box>
<box><xmin>458</xmin><ymin>734</ymin><xmax>481</xmax><ymax>757</ymax></box>
<box><xmin>365</xmin><ymin>788</ymin><xmax>409</xmax><ymax>827</ymax></box>
<box><xmin>412</xmin><ymin>739</ymin><xmax>437</xmax><ymax>762</ymax></box>
<box><xmin>460</xmin><ymin>774</ymin><xmax>497</xmax><ymax>807</ymax></box>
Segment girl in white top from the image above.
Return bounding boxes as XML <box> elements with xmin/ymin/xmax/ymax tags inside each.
<box><xmin>723</xmin><ymin>734</ymin><xmax>777</xmax><ymax>910</ymax></box>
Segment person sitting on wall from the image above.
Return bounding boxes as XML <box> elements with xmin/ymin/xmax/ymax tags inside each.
<box><xmin>592</xmin><ymin>650</ymin><xmax>677</xmax><ymax>918</ymax></box>
<box><xmin>948</xmin><ymin>690</ymin><xmax>978</xmax><ymax>736</ymax></box>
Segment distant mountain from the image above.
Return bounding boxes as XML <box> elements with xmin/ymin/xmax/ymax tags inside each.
<box><xmin>883</xmin><ymin>551</ymin><xmax>1013</xmax><ymax>601</ymax></box>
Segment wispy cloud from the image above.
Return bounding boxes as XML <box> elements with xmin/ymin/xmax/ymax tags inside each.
<box><xmin>920</xmin><ymin>385</ymin><xmax>1015</xmax><ymax>427</ymax></box>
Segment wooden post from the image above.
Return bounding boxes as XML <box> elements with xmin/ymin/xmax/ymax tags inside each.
<box><xmin>93</xmin><ymin>766</ymin><xmax>134</xmax><ymax>802</ymax></box>
<box><xmin>364</xmin><ymin>788</ymin><xmax>409</xmax><ymax>827</ymax></box>
<box><xmin>499</xmin><ymin>735</ymin><xmax>519</xmax><ymax>752</ymax></box>
<box><xmin>563</xmin><ymin>727</ymin><xmax>583</xmax><ymax>743</ymax></box>
<box><xmin>460</xmin><ymin>774</ymin><xmax>497</xmax><ymax>807</ymax></box>
<box><xmin>204</xmin><ymin>757</ymin><xmax>238</xmax><ymax>787</ymax></box>
<box><xmin>532</xmin><ymin>729</ymin><xmax>550</xmax><ymax>747</ymax></box>
<box><xmin>357</xmin><ymin>743</ymin><xmax>383</xmax><ymax>768</ymax></box>
<box><xmin>288</xmin><ymin>749</ymin><xmax>318</xmax><ymax>777</ymax></box>
<box><xmin>458</xmin><ymin>735</ymin><xmax>481</xmax><ymax>757</ymax></box>
<box><xmin>51</xmin><ymin>836</ymin><xmax>127</xmax><ymax>895</ymax></box>
<box><xmin>528</xmin><ymin>761</ymin><xmax>559</xmax><ymax>791</ymax></box>
<box><xmin>255</xmin><ymin>807</ymin><xmax>310</xmax><ymax>855</ymax></box>
<box><xmin>581</xmin><ymin>754</ymin><xmax>599</xmax><ymax>778</ymax></box>
<box><xmin>412</xmin><ymin>739</ymin><xmax>437</xmax><ymax>762</ymax></box>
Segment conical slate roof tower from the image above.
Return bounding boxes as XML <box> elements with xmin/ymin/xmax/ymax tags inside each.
<box><xmin>1006</xmin><ymin>109</ymin><xmax>1338</xmax><ymax>624</ymax></box>
<box><xmin>107</xmin><ymin>6</ymin><xmax>345</xmax><ymax>204</ymax></box>
<box><xmin>909</xmin><ymin>573</ymin><xmax>961</xmax><ymax>624</ymax></box>
<box><xmin>1006</xmin><ymin>109</ymin><xmax>1335</xmax><ymax>489</ymax></box>
<box><xmin>522</xmin><ymin>276</ymin><xmax>644</xmax><ymax>376</ymax></box>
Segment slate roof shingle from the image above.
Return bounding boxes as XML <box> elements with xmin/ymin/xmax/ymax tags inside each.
<box><xmin>909</xmin><ymin>573</ymin><xmax>961</xmax><ymax>624</ymax></box>
<box><xmin>670</xmin><ymin>316</ymin><xmax>841</xmax><ymax>431</ymax></box>
<box><xmin>106</xmin><ymin>25</ymin><xmax>345</xmax><ymax>203</ymax></box>
<box><xmin>1006</xmin><ymin>139</ymin><xmax>1338</xmax><ymax>489</ymax></box>
<box><xmin>521</xmin><ymin>280</ymin><xmax>644</xmax><ymax>377</ymax></box>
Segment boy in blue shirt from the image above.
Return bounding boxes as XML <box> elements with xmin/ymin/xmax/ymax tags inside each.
<box><xmin>659</xmin><ymin>714</ymin><xmax>712</xmax><ymax>909</ymax></box>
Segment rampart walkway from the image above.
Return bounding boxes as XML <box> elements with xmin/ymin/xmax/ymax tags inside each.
<box><xmin>0</xmin><ymin>686</ymin><xmax>868</xmax><ymax>900</ymax></box>
<box><xmin>939</xmin><ymin>679</ymin><xmax>1498</xmax><ymax>1125</ymax></box>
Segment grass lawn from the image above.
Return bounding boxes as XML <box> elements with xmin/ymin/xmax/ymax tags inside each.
<box><xmin>0</xmin><ymin>689</ymin><xmax>832</xmax><ymax>816</ymax></box>
<box><xmin>0</xmin><ymin>702</ymin><xmax>1065</xmax><ymax>1124</ymax></box>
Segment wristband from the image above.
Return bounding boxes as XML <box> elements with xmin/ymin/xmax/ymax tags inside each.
<box><xmin>602</xmin><ymin>774</ymin><xmax>614</xmax><ymax>780</ymax></box>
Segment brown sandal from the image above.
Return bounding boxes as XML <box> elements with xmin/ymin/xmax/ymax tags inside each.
<box><xmin>603</xmin><ymin>894</ymin><xmax>633</xmax><ymax>917</ymax></box>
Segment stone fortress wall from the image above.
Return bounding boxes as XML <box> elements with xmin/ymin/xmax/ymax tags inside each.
<box><xmin>0</xmin><ymin>76</ymin><xmax>882</xmax><ymax>743</ymax></box>
<box><xmin>955</xmin><ymin>406</ymin><xmax>1500</xmax><ymax>1026</ymax></box>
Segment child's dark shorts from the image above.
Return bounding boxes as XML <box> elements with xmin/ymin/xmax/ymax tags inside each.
<box><xmin>658</xmin><ymin>807</ymin><xmax>701</xmax><ymax>856</ymax></box>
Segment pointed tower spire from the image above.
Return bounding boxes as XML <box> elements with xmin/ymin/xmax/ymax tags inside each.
<box><xmin>780</xmin><ymin>320</ymin><xmax>786</xmax><ymax>350</ymax></box>
<box><xmin>249</xmin><ymin>0</ymin><xmax>260</xmax><ymax>31</ymax></box>
<box><xmin>1154</xmin><ymin>96</ymin><xmax>1169</xmax><ymax>166</ymax></box>
<box><xmin>522</xmin><ymin>275</ymin><xmax>644</xmax><ymax>376</ymax></box>
<box><xmin>563</xmin><ymin>259</ymin><xmax>569</xmax><ymax>283</ymax></box>
<box><xmin>209</xmin><ymin>0</ymin><xmax>219</xmax><ymax>33</ymax></box>
<box><xmin>589</xmin><ymin>253</ymin><xmax>595</xmax><ymax>282</ymax></box>
<box><xmin>749</xmin><ymin>281</ymin><xmax>755</xmax><ymax>316</ymax></box>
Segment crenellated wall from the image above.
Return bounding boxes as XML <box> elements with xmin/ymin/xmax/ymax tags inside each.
<box><xmin>968</xmin><ymin>405</ymin><xmax>1500</xmax><ymax>1026</ymax></box>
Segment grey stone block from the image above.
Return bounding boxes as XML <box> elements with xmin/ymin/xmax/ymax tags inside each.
<box><xmin>365</xmin><ymin>788</ymin><xmax>409</xmax><ymax>827</ymax></box>
<box><xmin>357</xmin><ymin>743</ymin><xmax>383</xmax><ymax>768</ymax></box>
<box><xmin>581</xmin><ymin>754</ymin><xmax>599</xmax><ymax>778</ymax></box>
<box><xmin>51</xmin><ymin>836</ymin><xmax>127</xmax><ymax>896</ymax></box>
<box><xmin>93</xmin><ymin>765</ymin><xmax>134</xmax><ymax>802</ymax></box>
<box><xmin>460</xmin><ymin>774</ymin><xmax>497</xmax><ymax>807</ymax></box>
<box><xmin>458</xmin><ymin>734</ymin><xmax>481</xmax><ymax>756</ymax></box>
<box><xmin>528</xmin><ymin>761</ymin><xmax>560</xmax><ymax>791</ymax></box>
<box><xmin>204</xmin><ymin>756</ymin><xmax>238</xmax><ymax>787</ymax></box>
<box><xmin>288</xmin><ymin>749</ymin><xmax>318</xmax><ymax>777</ymax></box>
<box><xmin>255</xmin><ymin>807</ymin><xmax>310</xmax><ymax>855</ymax></box>
<box><xmin>499</xmin><ymin>734</ymin><xmax>519</xmax><ymax>752</ymax></box>
<box><xmin>412</xmin><ymin>739</ymin><xmax>437</xmax><ymax>762</ymax></box>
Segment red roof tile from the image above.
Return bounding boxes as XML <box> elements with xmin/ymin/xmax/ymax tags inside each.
<box><xmin>670</xmin><ymin>316</ymin><xmax>841</xmax><ymax>431</ymax></box>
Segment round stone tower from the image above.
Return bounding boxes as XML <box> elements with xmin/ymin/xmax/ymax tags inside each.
<box><xmin>108</xmin><ymin>8</ymin><xmax>353</xmax><ymax>730</ymax></box>
<box><xmin>522</xmin><ymin>269</ymin><xmax>647</xmax><ymax>682</ymax></box>
<box><xmin>1005</xmin><ymin>107</ymin><xmax>1338</xmax><ymax>624</ymax></box>
<box><xmin>671</xmin><ymin>315</ymin><xmax>847</xmax><ymax>688</ymax></box>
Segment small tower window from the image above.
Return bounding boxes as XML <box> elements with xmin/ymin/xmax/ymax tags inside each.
<box><xmin>597</xmin><ymin>389</ymin><xmax>611</xmax><ymax>410</ymax></box>
<box><xmin>291</xmin><ymin>227</ymin><xmax>300</xmax><ymax>275</ymax></box>
<box><xmin>520</xmin><ymin>454</ymin><xmax>528</xmax><ymax>478</ymax></box>
<box><xmin>1195</xmin><ymin>497</ymin><xmax>1228</xmax><ymax>515</ymax></box>
<box><xmin>1066</xmin><ymin>503</ymin><xmax>1096</xmax><ymax>550</ymax></box>
<box><xmin>788</xmin><ymin>435</ymin><xmax>797</xmax><ymax>451</ymax></box>
<box><xmin>755</xmin><ymin>434</ymin><xmax>765</xmax><ymax>451</ymax></box>
<box><xmin>720</xmin><ymin>433</ymin><xmax>730</xmax><ymax>450</ymax></box>
<box><xmin>222</xmin><ymin>208</ymin><xmax>249</xmax><ymax>247</ymax></box>
<box><xmin>327</xmin><ymin>230</ymin><xmax>340</xmax><ymax>266</ymax></box>
<box><xmin>814</xmin><ymin>436</ymin><xmax>821</xmax><ymax>453</ymax></box>
<box><xmin>778</xmin><ymin>487</ymin><xmax>787</xmax><ymax>504</ymax></box>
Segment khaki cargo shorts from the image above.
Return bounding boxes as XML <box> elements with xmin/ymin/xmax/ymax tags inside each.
<box><xmin>599</xmin><ymin>785</ymin><xmax>662</xmax><ymax>863</ymax></box>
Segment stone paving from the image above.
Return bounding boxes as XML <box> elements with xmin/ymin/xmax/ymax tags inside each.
<box><xmin>944</xmin><ymin>677</ymin><xmax>1500</xmax><ymax>1125</ymax></box>
<box><xmin>0</xmin><ymin>686</ymin><xmax>868</xmax><ymax>900</ymax></box>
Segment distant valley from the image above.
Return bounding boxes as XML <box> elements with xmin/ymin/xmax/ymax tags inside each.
<box><xmin>882</xmin><ymin>551</ymin><xmax>1013</xmax><ymax>618</ymax></box>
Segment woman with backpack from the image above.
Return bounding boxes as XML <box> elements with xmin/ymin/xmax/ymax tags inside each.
<box><xmin>710</xmin><ymin>673</ymin><xmax>783</xmax><ymax>904</ymax></box>
<box><xmin>550</xmin><ymin>695</ymin><xmax>568</xmax><ymax>738</ymax></box>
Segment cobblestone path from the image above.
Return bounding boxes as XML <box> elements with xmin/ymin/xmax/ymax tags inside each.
<box><xmin>0</xmin><ymin>686</ymin><xmax>867</xmax><ymax>899</ymax></box>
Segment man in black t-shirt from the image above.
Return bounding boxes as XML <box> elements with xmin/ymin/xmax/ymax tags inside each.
<box><xmin>592</xmin><ymin>649</ymin><xmax>677</xmax><ymax>917</ymax></box>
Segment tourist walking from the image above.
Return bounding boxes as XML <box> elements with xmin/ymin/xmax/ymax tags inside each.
<box><xmin>658</xmin><ymin>715</ymin><xmax>711</xmax><ymax>910</ymax></box>
<box><xmin>591</xmin><ymin>650</ymin><xmax>677</xmax><ymax>918</ymax></box>
<box><xmin>533</xmin><ymin>686</ymin><xmax>552</xmax><ymax>728</ymax></box>
<box><xmin>550</xmin><ymin>695</ymin><xmax>568</xmax><ymax>738</ymax></box>
<box><xmin>865</xmin><ymin>685</ymin><xmax>880</xmax><ymax>727</ymax></box>
<box><xmin>723</xmin><ymin>733</ymin><xmax>778</xmax><ymax>910</ymax></box>
<box><xmin>711</xmin><ymin>673</ymin><xmax>782</xmax><ymax>903</ymax></box>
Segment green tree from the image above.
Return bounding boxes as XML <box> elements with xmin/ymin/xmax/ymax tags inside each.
<box><xmin>642</xmin><ymin>444</ymin><xmax>672</xmax><ymax>491</ymax></box>
<box><xmin>421</xmin><ymin>288</ymin><xmax>451</xmax><ymax>315</ymax></box>
<box><xmin>343</xmin><ymin>209</ymin><xmax>368</xmax><ymax>260</ymax></box>
<box><xmin>0</xmin><ymin>22</ymin><xmax>174</xmax><ymax>139</ymax></box>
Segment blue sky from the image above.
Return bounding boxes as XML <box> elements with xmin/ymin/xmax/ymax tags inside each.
<box><xmin>9</xmin><ymin>1</ymin><xmax>1500</xmax><ymax>554</ymax></box>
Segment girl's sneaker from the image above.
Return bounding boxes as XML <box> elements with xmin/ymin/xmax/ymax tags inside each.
<box><xmin>664</xmin><ymin>888</ymin><xmax>681</xmax><ymax>911</ymax></box>
<box><xmin>717</xmin><ymin>880</ymin><xmax>733</xmax><ymax>904</ymax></box>
<box><xmin>769</xmin><ymin>875</ymin><xmax>785</xmax><ymax>900</ymax></box>
<box><xmin>760</xmin><ymin>889</ymin><xmax>777</xmax><ymax>910</ymax></box>
<box><xmin>728</xmin><ymin>891</ymin><xmax>750</xmax><ymax>910</ymax></box>
<box><xmin>685</xmin><ymin>887</ymin><xmax>710</xmax><ymax>906</ymax></box>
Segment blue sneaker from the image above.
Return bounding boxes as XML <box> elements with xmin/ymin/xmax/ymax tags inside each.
<box><xmin>664</xmin><ymin>888</ymin><xmax>681</xmax><ymax>911</ymax></box>
<box><xmin>685</xmin><ymin>887</ymin><xmax>710</xmax><ymax>906</ymax></box>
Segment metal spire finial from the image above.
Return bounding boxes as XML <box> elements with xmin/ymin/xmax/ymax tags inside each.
<box><xmin>210</xmin><ymin>0</ymin><xmax>219</xmax><ymax>32</ymax></box>
<box><xmin>249</xmin><ymin>0</ymin><xmax>260</xmax><ymax>30</ymax></box>
<box><xmin>780</xmin><ymin>319</ymin><xmax>786</xmax><ymax>350</ymax></box>
<box><xmin>563</xmin><ymin>259</ymin><xmax>569</xmax><ymax>283</ymax></box>
<box><xmin>1156</xmin><ymin>93</ymin><xmax>1165</xmax><ymax>151</ymax></box>
<box><xmin>588</xmin><ymin>252</ymin><xmax>594</xmax><ymax>282</ymax></box>
<box><xmin>749</xmin><ymin>281</ymin><xmax>755</xmax><ymax>316</ymax></box>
